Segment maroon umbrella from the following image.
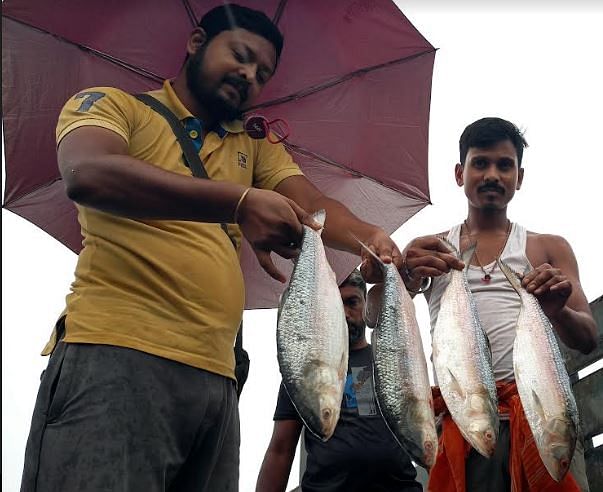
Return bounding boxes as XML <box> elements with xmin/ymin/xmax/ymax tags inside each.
<box><xmin>2</xmin><ymin>0</ymin><xmax>435</xmax><ymax>309</ymax></box>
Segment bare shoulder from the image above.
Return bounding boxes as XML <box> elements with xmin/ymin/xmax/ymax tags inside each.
<box><xmin>526</xmin><ymin>230</ymin><xmax>576</xmax><ymax>267</ymax></box>
<box><xmin>527</xmin><ymin>230</ymin><xmax>572</xmax><ymax>248</ymax></box>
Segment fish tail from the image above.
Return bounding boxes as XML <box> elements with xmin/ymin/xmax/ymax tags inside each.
<box><xmin>461</xmin><ymin>242</ymin><xmax>477</xmax><ymax>270</ymax></box>
<box><xmin>497</xmin><ymin>258</ymin><xmax>523</xmax><ymax>294</ymax></box>
<box><xmin>312</xmin><ymin>209</ymin><xmax>326</xmax><ymax>234</ymax></box>
<box><xmin>349</xmin><ymin>232</ymin><xmax>385</xmax><ymax>270</ymax></box>
<box><xmin>437</xmin><ymin>235</ymin><xmax>459</xmax><ymax>257</ymax></box>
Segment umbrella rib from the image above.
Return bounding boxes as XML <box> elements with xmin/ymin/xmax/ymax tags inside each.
<box><xmin>181</xmin><ymin>0</ymin><xmax>199</xmax><ymax>26</ymax></box>
<box><xmin>2</xmin><ymin>176</ymin><xmax>65</xmax><ymax>208</ymax></box>
<box><xmin>2</xmin><ymin>15</ymin><xmax>164</xmax><ymax>84</ymax></box>
<box><xmin>283</xmin><ymin>141</ymin><xmax>429</xmax><ymax>203</ymax></box>
<box><xmin>272</xmin><ymin>0</ymin><xmax>288</xmax><ymax>25</ymax></box>
<box><xmin>251</xmin><ymin>48</ymin><xmax>436</xmax><ymax>111</ymax></box>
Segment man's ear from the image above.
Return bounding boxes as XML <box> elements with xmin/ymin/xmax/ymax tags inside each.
<box><xmin>187</xmin><ymin>28</ymin><xmax>207</xmax><ymax>57</ymax></box>
<box><xmin>516</xmin><ymin>167</ymin><xmax>524</xmax><ymax>190</ymax></box>
<box><xmin>454</xmin><ymin>163</ymin><xmax>464</xmax><ymax>187</ymax></box>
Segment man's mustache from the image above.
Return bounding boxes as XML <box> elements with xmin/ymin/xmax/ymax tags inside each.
<box><xmin>223</xmin><ymin>76</ymin><xmax>250</xmax><ymax>103</ymax></box>
<box><xmin>478</xmin><ymin>183</ymin><xmax>505</xmax><ymax>194</ymax></box>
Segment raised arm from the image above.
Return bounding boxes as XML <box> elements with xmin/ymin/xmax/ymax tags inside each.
<box><xmin>58</xmin><ymin>126</ymin><xmax>314</xmax><ymax>266</ymax></box>
<box><xmin>400</xmin><ymin>234</ymin><xmax>465</xmax><ymax>295</ymax></box>
<box><xmin>59</xmin><ymin>126</ymin><xmax>250</xmax><ymax>222</ymax></box>
<box><xmin>275</xmin><ymin>175</ymin><xmax>402</xmax><ymax>282</ymax></box>
<box><xmin>256</xmin><ymin>419</ymin><xmax>303</xmax><ymax>492</ymax></box>
<box><xmin>525</xmin><ymin>234</ymin><xmax>597</xmax><ymax>353</ymax></box>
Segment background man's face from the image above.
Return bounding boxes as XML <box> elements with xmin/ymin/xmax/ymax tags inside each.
<box><xmin>339</xmin><ymin>285</ymin><xmax>366</xmax><ymax>345</ymax></box>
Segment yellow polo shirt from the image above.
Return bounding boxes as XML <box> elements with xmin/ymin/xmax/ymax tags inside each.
<box><xmin>50</xmin><ymin>81</ymin><xmax>303</xmax><ymax>379</ymax></box>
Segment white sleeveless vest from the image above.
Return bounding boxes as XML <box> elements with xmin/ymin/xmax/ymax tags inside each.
<box><xmin>426</xmin><ymin>222</ymin><xmax>532</xmax><ymax>381</ymax></box>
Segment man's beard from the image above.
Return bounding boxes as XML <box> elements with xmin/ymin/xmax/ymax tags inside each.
<box><xmin>186</xmin><ymin>48</ymin><xmax>245</xmax><ymax>122</ymax></box>
<box><xmin>348</xmin><ymin>319</ymin><xmax>366</xmax><ymax>345</ymax></box>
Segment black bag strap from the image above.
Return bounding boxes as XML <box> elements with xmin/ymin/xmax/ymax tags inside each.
<box><xmin>134</xmin><ymin>93</ymin><xmax>245</xmax><ymax>357</ymax></box>
<box><xmin>134</xmin><ymin>93</ymin><xmax>235</xmax><ymax>247</ymax></box>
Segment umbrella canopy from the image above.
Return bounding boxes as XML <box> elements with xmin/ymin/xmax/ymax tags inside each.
<box><xmin>2</xmin><ymin>0</ymin><xmax>435</xmax><ymax>309</ymax></box>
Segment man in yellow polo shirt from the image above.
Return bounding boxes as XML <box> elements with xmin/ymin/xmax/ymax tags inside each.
<box><xmin>21</xmin><ymin>4</ymin><xmax>403</xmax><ymax>491</ymax></box>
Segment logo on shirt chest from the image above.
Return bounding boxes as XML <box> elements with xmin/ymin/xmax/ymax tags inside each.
<box><xmin>237</xmin><ymin>151</ymin><xmax>248</xmax><ymax>169</ymax></box>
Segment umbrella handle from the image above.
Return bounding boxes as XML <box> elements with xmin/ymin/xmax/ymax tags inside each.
<box><xmin>244</xmin><ymin>115</ymin><xmax>290</xmax><ymax>143</ymax></box>
<box><xmin>265</xmin><ymin>118</ymin><xmax>290</xmax><ymax>144</ymax></box>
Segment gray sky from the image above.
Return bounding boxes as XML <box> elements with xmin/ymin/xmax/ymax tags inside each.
<box><xmin>3</xmin><ymin>3</ymin><xmax>603</xmax><ymax>491</ymax></box>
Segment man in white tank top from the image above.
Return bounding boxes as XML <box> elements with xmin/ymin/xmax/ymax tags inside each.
<box><xmin>399</xmin><ymin>118</ymin><xmax>596</xmax><ymax>492</ymax></box>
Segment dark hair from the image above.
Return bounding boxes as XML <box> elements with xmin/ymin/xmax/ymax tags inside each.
<box><xmin>459</xmin><ymin>117</ymin><xmax>528</xmax><ymax>166</ymax></box>
<box><xmin>198</xmin><ymin>4</ymin><xmax>284</xmax><ymax>60</ymax></box>
<box><xmin>340</xmin><ymin>269</ymin><xmax>367</xmax><ymax>298</ymax></box>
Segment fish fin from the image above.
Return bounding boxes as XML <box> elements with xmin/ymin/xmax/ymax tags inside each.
<box><xmin>497</xmin><ymin>258</ymin><xmax>523</xmax><ymax>294</ymax></box>
<box><xmin>311</xmin><ymin>209</ymin><xmax>326</xmax><ymax>235</ymax></box>
<box><xmin>460</xmin><ymin>242</ymin><xmax>477</xmax><ymax>270</ymax></box>
<box><xmin>364</xmin><ymin>283</ymin><xmax>384</xmax><ymax>328</ymax></box>
<box><xmin>447</xmin><ymin>368</ymin><xmax>466</xmax><ymax>400</ymax></box>
<box><xmin>276</xmin><ymin>288</ymin><xmax>290</xmax><ymax>325</ymax></box>
<box><xmin>338</xmin><ymin>351</ymin><xmax>347</xmax><ymax>381</ymax></box>
<box><xmin>483</xmin><ymin>328</ymin><xmax>493</xmax><ymax>360</ymax></box>
<box><xmin>531</xmin><ymin>389</ymin><xmax>547</xmax><ymax>424</ymax></box>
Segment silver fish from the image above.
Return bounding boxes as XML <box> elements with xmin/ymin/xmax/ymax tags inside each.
<box><xmin>498</xmin><ymin>259</ymin><xmax>578</xmax><ymax>482</ymax></box>
<box><xmin>277</xmin><ymin>210</ymin><xmax>348</xmax><ymax>441</ymax></box>
<box><xmin>363</xmin><ymin>248</ymin><xmax>438</xmax><ymax>469</ymax></box>
<box><xmin>432</xmin><ymin>240</ymin><xmax>499</xmax><ymax>458</ymax></box>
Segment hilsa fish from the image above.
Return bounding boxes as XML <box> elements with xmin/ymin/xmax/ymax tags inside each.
<box><xmin>359</xmin><ymin>240</ymin><xmax>438</xmax><ymax>469</ymax></box>
<box><xmin>432</xmin><ymin>240</ymin><xmax>499</xmax><ymax>458</ymax></box>
<box><xmin>498</xmin><ymin>259</ymin><xmax>579</xmax><ymax>482</ymax></box>
<box><xmin>277</xmin><ymin>210</ymin><xmax>348</xmax><ymax>441</ymax></box>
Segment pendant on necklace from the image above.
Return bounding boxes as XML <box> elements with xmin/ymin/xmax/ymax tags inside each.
<box><xmin>482</xmin><ymin>274</ymin><xmax>492</xmax><ymax>283</ymax></box>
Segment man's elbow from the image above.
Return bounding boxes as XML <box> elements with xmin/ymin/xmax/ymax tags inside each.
<box><xmin>580</xmin><ymin>331</ymin><xmax>598</xmax><ymax>355</ymax></box>
<box><xmin>61</xmin><ymin>162</ymin><xmax>101</xmax><ymax>205</ymax></box>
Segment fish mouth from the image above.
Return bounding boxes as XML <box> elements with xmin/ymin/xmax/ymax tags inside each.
<box><xmin>465</xmin><ymin>428</ymin><xmax>497</xmax><ymax>458</ymax></box>
<box><xmin>542</xmin><ymin>455</ymin><xmax>571</xmax><ymax>482</ymax></box>
<box><xmin>320</xmin><ymin>407</ymin><xmax>339</xmax><ymax>440</ymax></box>
<box><xmin>422</xmin><ymin>440</ymin><xmax>437</xmax><ymax>468</ymax></box>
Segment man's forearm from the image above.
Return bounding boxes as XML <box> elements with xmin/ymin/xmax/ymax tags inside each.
<box><xmin>256</xmin><ymin>450</ymin><xmax>296</xmax><ymax>492</ymax></box>
<box><xmin>312</xmin><ymin>196</ymin><xmax>380</xmax><ymax>254</ymax></box>
<box><xmin>63</xmin><ymin>153</ymin><xmax>247</xmax><ymax>223</ymax></box>
<box><xmin>551</xmin><ymin>306</ymin><xmax>597</xmax><ymax>354</ymax></box>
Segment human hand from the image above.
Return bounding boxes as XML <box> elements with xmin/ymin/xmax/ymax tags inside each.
<box><xmin>522</xmin><ymin>263</ymin><xmax>572</xmax><ymax>319</ymax></box>
<box><xmin>359</xmin><ymin>229</ymin><xmax>402</xmax><ymax>283</ymax></box>
<box><xmin>236</xmin><ymin>188</ymin><xmax>320</xmax><ymax>283</ymax></box>
<box><xmin>401</xmin><ymin>235</ymin><xmax>465</xmax><ymax>291</ymax></box>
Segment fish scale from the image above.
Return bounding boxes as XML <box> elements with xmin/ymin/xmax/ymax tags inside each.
<box><xmin>277</xmin><ymin>210</ymin><xmax>348</xmax><ymax>442</ymax></box>
<box><xmin>365</xmin><ymin>255</ymin><xmax>437</xmax><ymax>469</ymax></box>
<box><xmin>499</xmin><ymin>259</ymin><xmax>578</xmax><ymax>482</ymax></box>
<box><xmin>432</xmin><ymin>241</ymin><xmax>499</xmax><ymax>458</ymax></box>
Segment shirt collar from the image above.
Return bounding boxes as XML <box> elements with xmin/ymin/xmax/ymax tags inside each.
<box><xmin>158</xmin><ymin>80</ymin><xmax>245</xmax><ymax>137</ymax></box>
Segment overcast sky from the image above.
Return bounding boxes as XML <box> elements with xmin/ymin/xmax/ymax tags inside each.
<box><xmin>3</xmin><ymin>3</ymin><xmax>602</xmax><ymax>491</ymax></box>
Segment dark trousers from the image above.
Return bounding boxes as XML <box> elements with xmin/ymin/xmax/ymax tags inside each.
<box><xmin>464</xmin><ymin>421</ymin><xmax>589</xmax><ymax>492</ymax></box>
<box><xmin>21</xmin><ymin>320</ymin><xmax>239</xmax><ymax>492</ymax></box>
<box><xmin>465</xmin><ymin>421</ymin><xmax>511</xmax><ymax>492</ymax></box>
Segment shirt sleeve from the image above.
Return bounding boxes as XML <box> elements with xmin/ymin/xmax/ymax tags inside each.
<box><xmin>273</xmin><ymin>382</ymin><xmax>302</xmax><ymax>421</ymax></box>
<box><xmin>56</xmin><ymin>87</ymin><xmax>140</xmax><ymax>146</ymax></box>
<box><xmin>252</xmin><ymin>137</ymin><xmax>304</xmax><ymax>191</ymax></box>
